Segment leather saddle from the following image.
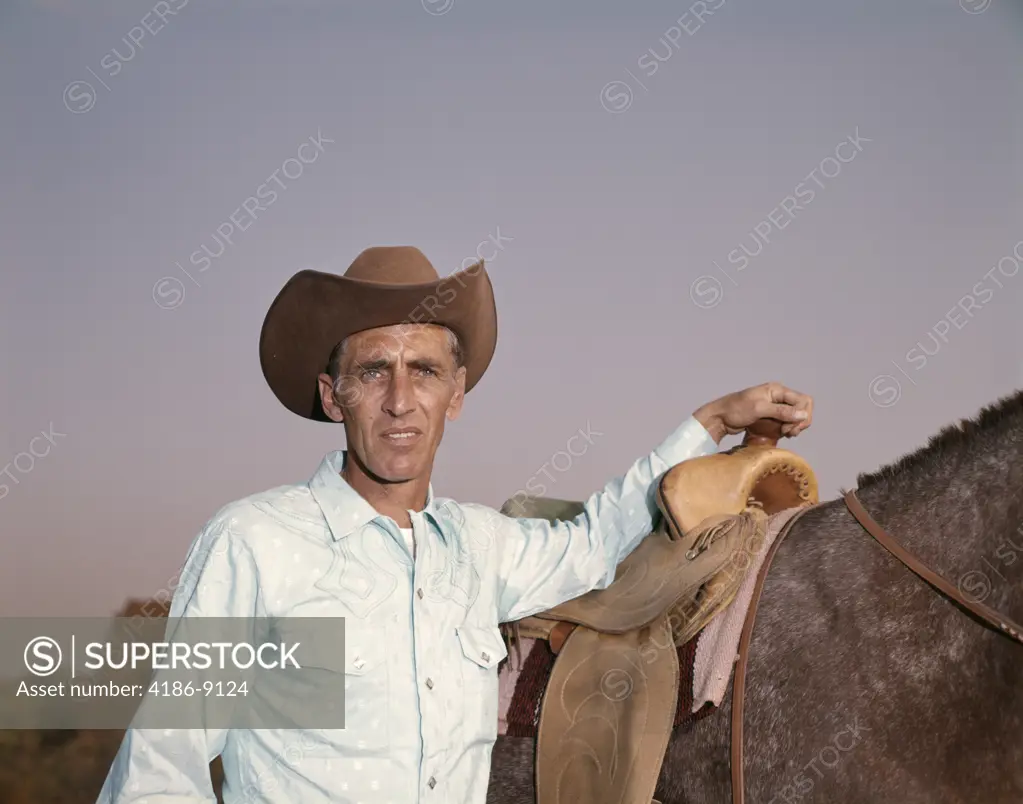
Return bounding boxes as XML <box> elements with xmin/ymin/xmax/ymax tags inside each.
<box><xmin>499</xmin><ymin>421</ymin><xmax>819</xmax><ymax>804</ymax></box>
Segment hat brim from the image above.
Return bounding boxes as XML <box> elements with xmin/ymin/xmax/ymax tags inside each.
<box><xmin>259</xmin><ymin>260</ymin><xmax>497</xmax><ymax>421</ymax></box>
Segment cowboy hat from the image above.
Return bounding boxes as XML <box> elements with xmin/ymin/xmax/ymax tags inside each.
<box><xmin>259</xmin><ymin>245</ymin><xmax>498</xmax><ymax>421</ymax></box>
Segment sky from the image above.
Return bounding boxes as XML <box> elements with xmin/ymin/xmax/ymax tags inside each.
<box><xmin>0</xmin><ymin>0</ymin><xmax>1021</xmax><ymax>616</ymax></box>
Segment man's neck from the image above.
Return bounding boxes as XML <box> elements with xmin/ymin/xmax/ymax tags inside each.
<box><xmin>341</xmin><ymin>454</ymin><xmax>430</xmax><ymax>529</ymax></box>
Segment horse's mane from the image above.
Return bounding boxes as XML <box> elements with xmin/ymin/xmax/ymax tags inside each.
<box><xmin>855</xmin><ymin>388</ymin><xmax>1023</xmax><ymax>489</ymax></box>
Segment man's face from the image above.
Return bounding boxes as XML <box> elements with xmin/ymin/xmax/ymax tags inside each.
<box><xmin>317</xmin><ymin>324</ymin><xmax>466</xmax><ymax>483</ymax></box>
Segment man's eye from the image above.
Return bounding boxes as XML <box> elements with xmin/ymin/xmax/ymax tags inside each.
<box><xmin>361</xmin><ymin>369</ymin><xmax>382</xmax><ymax>380</ymax></box>
<box><xmin>418</xmin><ymin>367</ymin><xmax>436</xmax><ymax>377</ymax></box>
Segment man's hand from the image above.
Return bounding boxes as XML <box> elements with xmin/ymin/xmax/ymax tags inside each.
<box><xmin>692</xmin><ymin>382</ymin><xmax>813</xmax><ymax>444</ymax></box>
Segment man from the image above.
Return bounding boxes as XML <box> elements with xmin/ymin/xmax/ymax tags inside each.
<box><xmin>98</xmin><ymin>245</ymin><xmax>813</xmax><ymax>804</ymax></box>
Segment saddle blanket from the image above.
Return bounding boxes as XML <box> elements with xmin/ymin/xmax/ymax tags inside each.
<box><xmin>497</xmin><ymin>505</ymin><xmax>804</xmax><ymax>734</ymax></box>
<box><xmin>691</xmin><ymin>504</ymin><xmax>803</xmax><ymax>711</ymax></box>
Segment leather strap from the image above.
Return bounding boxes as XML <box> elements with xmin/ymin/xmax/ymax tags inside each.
<box><xmin>549</xmin><ymin>621</ymin><xmax>576</xmax><ymax>654</ymax></box>
<box><xmin>730</xmin><ymin>504</ymin><xmax>815</xmax><ymax>804</ymax></box>
<box><xmin>731</xmin><ymin>492</ymin><xmax>1023</xmax><ymax>804</ymax></box>
<box><xmin>843</xmin><ymin>490</ymin><xmax>1023</xmax><ymax>644</ymax></box>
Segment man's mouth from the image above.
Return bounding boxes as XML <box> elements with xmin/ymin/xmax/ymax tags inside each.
<box><xmin>382</xmin><ymin>428</ymin><xmax>422</xmax><ymax>443</ymax></box>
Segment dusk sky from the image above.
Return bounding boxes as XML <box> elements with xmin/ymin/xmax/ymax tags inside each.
<box><xmin>1</xmin><ymin>0</ymin><xmax>1020</xmax><ymax>617</ymax></box>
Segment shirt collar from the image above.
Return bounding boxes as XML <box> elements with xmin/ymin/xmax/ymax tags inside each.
<box><xmin>308</xmin><ymin>450</ymin><xmax>440</xmax><ymax>540</ymax></box>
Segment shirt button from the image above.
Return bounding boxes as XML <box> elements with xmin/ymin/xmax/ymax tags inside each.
<box><xmin>425</xmin><ymin>678</ymin><xmax>434</xmax><ymax>690</ymax></box>
<box><xmin>481</xmin><ymin>652</ymin><xmax>490</xmax><ymax>662</ymax></box>
<box><xmin>428</xmin><ymin>777</ymin><xmax>437</xmax><ymax>789</ymax></box>
<box><xmin>417</xmin><ymin>588</ymin><xmax>424</xmax><ymax>599</ymax></box>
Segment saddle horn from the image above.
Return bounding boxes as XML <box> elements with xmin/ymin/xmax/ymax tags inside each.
<box><xmin>741</xmin><ymin>418</ymin><xmax>784</xmax><ymax>448</ymax></box>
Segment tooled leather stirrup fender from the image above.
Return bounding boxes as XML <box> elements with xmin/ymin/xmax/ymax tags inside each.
<box><xmin>535</xmin><ymin>615</ymin><xmax>680</xmax><ymax>804</ymax></box>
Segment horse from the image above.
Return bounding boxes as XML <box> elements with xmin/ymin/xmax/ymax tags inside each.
<box><xmin>486</xmin><ymin>389</ymin><xmax>1023</xmax><ymax>803</ymax></box>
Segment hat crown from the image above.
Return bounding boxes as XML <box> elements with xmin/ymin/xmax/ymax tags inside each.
<box><xmin>345</xmin><ymin>246</ymin><xmax>440</xmax><ymax>284</ymax></box>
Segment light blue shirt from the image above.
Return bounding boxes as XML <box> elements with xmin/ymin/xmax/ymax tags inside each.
<box><xmin>97</xmin><ymin>416</ymin><xmax>716</xmax><ymax>804</ymax></box>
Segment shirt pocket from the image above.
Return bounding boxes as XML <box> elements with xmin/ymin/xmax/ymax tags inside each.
<box><xmin>290</xmin><ymin>622</ymin><xmax>391</xmax><ymax>757</ymax></box>
<box><xmin>455</xmin><ymin>624</ymin><xmax>508</xmax><ymax>747</ymax></box>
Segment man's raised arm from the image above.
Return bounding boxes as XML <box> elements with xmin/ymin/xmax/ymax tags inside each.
<box><xmin>485</xmin><ymin>415</ymin><xmax>716</xmax><ymax>623</ymax></box>
<box><xmin>487</xmin><ymin>382</ymin><xmax>813</xmax><ymax>623</ymax></box>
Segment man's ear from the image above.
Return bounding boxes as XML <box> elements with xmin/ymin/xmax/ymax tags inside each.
<box><xmin>446</xmin><ymin>366</ymin><xmax>467</xmax><ymax>422</ymax></box>
<box><xmin>317</xmin><ymin>373</ymin><xmax>346</xmax><ymax>423</ymax></box>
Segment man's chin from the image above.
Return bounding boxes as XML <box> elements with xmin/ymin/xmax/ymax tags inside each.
<box><xmin>371</xmin><ymin>453</ymin><xmax>428</xmax><ymax>484</ymax></box>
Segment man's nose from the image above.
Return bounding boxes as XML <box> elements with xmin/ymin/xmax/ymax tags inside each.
<box><xmin>383</xmin><ymin>371</ymin><xmax>416</xmax><ymax>416</ymax></box>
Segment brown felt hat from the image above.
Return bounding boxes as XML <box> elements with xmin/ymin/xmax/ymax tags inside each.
<box><xmin>259</xmin><ymin>246</ymin><xmax>498</xmax><ymax>421</ymax></box>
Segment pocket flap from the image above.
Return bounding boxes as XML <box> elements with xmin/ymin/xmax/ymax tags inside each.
<box><xmin>456</xmin><ymin>624</ymin><xmax>508</xmax><ymax>669</ymax></box>
<box><xmin>268</xmin><ymin>620</ymin><xmax>385</xmax><ymax>675</ymax></box>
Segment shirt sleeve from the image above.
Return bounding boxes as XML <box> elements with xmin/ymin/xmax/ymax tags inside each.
<box><xmin>490</xmin><ymin>416</ymin><xmax>718</xmax><ymax>623</ymax></box>
<box><xmin>95</xmin><ymin>507</ymin><xmax>262</xmax><ymax>804</ymax></box>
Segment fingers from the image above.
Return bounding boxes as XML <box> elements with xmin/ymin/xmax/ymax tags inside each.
<box><xmin>767</xmin><ymin>402</ymin><xmax>809</xmax><ymax>423</ymax></box>
<box><xmin>781</xmin><ymin>416</ymin><xmax>810</xmax><ymax>436</ymax></box>
<box><xmin>793</xmin><ymin>397</ymin><xmax>814</xmax><ymax>436</ymax></box>
<box><xmin>789</xmin><ymin>393</ymin><xmax>813</xmax><ymax>436</ymax></box>
<box><xmin>761</xmin><ymin>383</ymin><xmax>813</xmax><ymax>437</ymax></box>
<box><xmin>719</xmin><ymin>383</ymin><xmax>814</xmax><ymax>440</ymax></box>
<box><xmin>768</xmin><ymin>383</ymin><xmax>806</xmax><ymax>407</ymax></box>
